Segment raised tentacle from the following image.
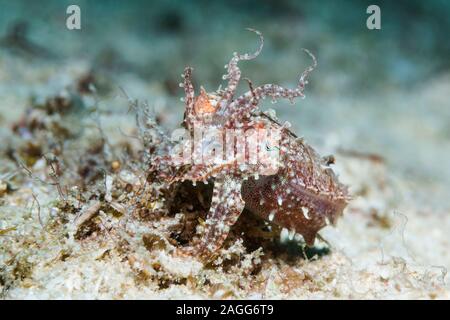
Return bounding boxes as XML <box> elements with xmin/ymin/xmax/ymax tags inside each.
<box><xmin>242</xmin><ymin>77</ymin><xmax>258</xmax><ymax>110</ymax></box>
<box><xmin>180</xmin><ymin>66</ymin><xmax>196</xmax><ymax>129</ymax></box>
<box><xmin>217</xmin><ymin>28</ymin><xmax>264</xmax><ymax>111</ymax></box>
<box><xmin>225</xmin><ymin>49</ymin><xmax>317</xmax><ymax>123</ymax></box>
<box><xmin>298</xmin><ymin>48</ymin><xmax>317</xmax><ymax>91</ymax></box>
<box><xmin>242</xmin><ymin>77</ymin><xmax>256</xmax><ymax>99</ymax></box>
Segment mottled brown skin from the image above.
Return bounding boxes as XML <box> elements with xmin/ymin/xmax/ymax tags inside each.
<box><xmin>150</xmin><ymin>29</ymin><xmax>349</xmax><ymax>259</ymax></box>
<box><xmin>241</xmin><ymin>114</ymin><xmax>348</xmax><ymax>246</ymax></box>
<box><xmin>242</xmin><ymin>175</ymin><xmax>347</xmax><ymax>246</ymax></box>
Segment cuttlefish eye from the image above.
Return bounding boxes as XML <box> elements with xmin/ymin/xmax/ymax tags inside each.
<box><xmin>194</xmin><ymin>87</ymin><xmax>219</xmax><ymax>115</ymax></box>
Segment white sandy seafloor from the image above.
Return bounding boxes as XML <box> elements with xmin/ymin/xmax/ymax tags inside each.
<box><xmin>0</xmin><ymin>1</ymin><xmax>450</xmax><ymax>298</ymax></box>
